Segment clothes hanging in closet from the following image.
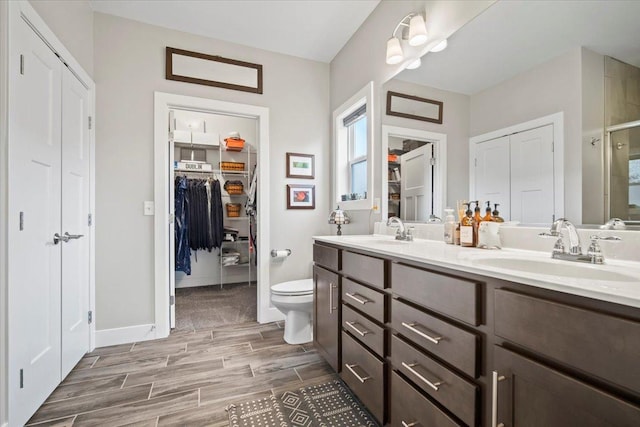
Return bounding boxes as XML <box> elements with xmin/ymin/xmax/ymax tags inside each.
<box><xmin>174</xmin><ymin>176</ymin><xmax>224</xmax><ymax>275</ymax></box>
<box><xmin>174</xmin><ymin>176</ymin><xmax>191</xmax><ymax>275</ymax></box>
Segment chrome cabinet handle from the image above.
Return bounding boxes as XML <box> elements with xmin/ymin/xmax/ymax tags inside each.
<box><xmin>329</xmin><ymin>283</ymin><xmax>337</xmax><ymax>314</ymax></box>
<box><xmin>64</xmin><ymin>232</ymin><xmax>84</xmax><ymax>240</ymax></box>
<box><xmin>401</xmin><ymin>362</ymin><xmax>444</xmax><ymax>391</ymax></box>
<box><xmin>345</xmin><ymin>321</ymin><xmax>370</xmax><ymax>337</ymax></box>
<box><xmin>345</xmin><ymin>363</ymin><xmax>371</xmax><ymax>383</ymax></box>
<box><xmin>345</xmin><ymin>292</ymin><xmax>370</xmax><ymax>305</ymax></box>
<box><xmin>402</xmin><ymin>422</ymin><xmax>418</xmax><ymax>427</ymax></box>
<box><xmin>401</xmin><ymin>322</ymin><xmax>442</xmax><ymax>344</ymax></box>
<box><xmin>53</xmin><ymin>233</ymin><xmax>67</xmax><ymax>244</ymax></box>
<box><xmin>492</xmin><ymin>370</ymin><xmax>506</xmax><ymax>427</ymax></box>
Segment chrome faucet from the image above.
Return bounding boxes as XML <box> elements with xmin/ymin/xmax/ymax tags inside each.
<box><xmin>387</xmin><ymin>216</ymin><xmax>413</xmax><ymax>241</ymax></box>
<box><xmin>539</xmin><ymin>218</ymin><xmax>621</xmax><ymax>264</ymax></box>
<box><xmin>600</xmin><ymin>218</ymin><xmax>626</xmax><ymax>230</ymax></box>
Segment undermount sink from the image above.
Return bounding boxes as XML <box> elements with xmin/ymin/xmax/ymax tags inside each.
<box><xmin>474</xmin><ymin>257</ymin><xmax>638</xmax><ymax>282</ymax></box>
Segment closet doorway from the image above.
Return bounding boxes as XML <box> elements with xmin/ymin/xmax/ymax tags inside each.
<box><xmin>170</xmin><ymin>109</ymin><xmax>258</xmax><ymax>330</ymax></box>
<box><xmin>154</xmin><ymin>93</ymin><xmax>276</xmax><ymax>340</ymax></box>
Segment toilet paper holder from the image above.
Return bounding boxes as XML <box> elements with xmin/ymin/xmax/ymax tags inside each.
<box><xmin>271</xmin><ymin>249</ymin><xmax>292</xmax><ymax>258</ymax></box>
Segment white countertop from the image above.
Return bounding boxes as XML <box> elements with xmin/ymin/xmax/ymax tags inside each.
<box><xmin>313</xmin><ymin>234</ymin><xmax>640</xmax><ymax>309</ymax></box>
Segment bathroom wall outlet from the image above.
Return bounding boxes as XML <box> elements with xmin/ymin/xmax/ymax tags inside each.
<box><xmin>373</xmin><ymin>198</ymin><xmax>381</xmax><ymax>213</ymax></box>
<box><xmin>144</xmin><ymin>201</ymin><xmax>155</xmax><ymax>216</ymax></box>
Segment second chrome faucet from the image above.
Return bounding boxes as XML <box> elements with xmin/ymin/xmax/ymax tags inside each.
<box><xmin>539</xmin><ymin>218</ymin><xmax>621</xmax><ymax>264</ymax></box>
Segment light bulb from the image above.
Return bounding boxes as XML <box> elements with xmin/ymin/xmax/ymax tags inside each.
<box><xmin>408</xmin><ymin>14</ymin><xmax>428</xmax><ymax>47</ymax></box>
<box><xmin>431</xmin><ymin>39</ymin><xmax>448</xmax><ymax>53</ymax></box>
<box><xmin>386</xmin><ymin>37</ymin><xmax>403</xmax><ymax>65</ymax></box>
<box><xmin>406</xmin><ymin>58</ymin><xmax>421</xmax><ymax>70</ymax></box>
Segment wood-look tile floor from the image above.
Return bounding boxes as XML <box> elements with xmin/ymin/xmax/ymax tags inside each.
<box><xmin>28</xmin><ymin>322</ymin><xmax>335</xmax><ymax>427</ymax></box>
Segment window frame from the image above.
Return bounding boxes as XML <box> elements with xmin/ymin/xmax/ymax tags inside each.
<box><xmin>332</xmin><ymin>82</ymin><xmax>374</xmax><ymax>211</ymax></box>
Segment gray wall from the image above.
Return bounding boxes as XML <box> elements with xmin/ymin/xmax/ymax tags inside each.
<box><xmin>469</xmin><ymin>47</ymin><xmax>583</xmax><ymax>223</ymax></box>
<box><xmin>29</xmin><ymin>0</ymin><xmax>94</xmax><ymax>76</ymax></box>
<box><xmin>329</xmin><ymin>0</ymin><xmax>494</xmax><ymax>234</ymax></box>
<box><xmin>383</xmin><ymin>78</ymin><xmax>470</xmax><ymax>209</ymax></box>
<box><xmin>94</xmin><ymin>12</ymin><xmax>330</xmax><ymax>330</ymax></box>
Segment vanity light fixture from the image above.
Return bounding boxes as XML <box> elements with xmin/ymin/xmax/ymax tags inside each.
<box><xmin>386</xmin><ymin>12</ymin><xmax>428</xmax><ymax>65</ymax></box>
<box><xmin>406</xmin><ymin>58</ymin><xmax>421</xmax><ymax>70</ymax></box>
<box><xmin>328</xmin><ymin>206</ymin><xmax>350</xmax><ymax>236</ymax></box>
<box><xmin>431</xmin><ymin>39</ymin><xmax>448</xmax><ymax>52</ymax></box>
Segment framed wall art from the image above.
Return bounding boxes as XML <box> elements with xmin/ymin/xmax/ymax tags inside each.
<box><xmin>287</xmin><ymin>184</ymin><xmax>315</xmax><ymax>209</ymax></box>
<box><xmin>286</xmin><ymin>152</ymin><xmax>315</xmax><ymax>179</ymax></box>
<box><xmin>386</xmin><ymin>90</ymin><xmax>443</xmax><ymax>124</ymax></box>
<box><xmin>166</xmin><ymin>47</ymin><xmax>263</xmax><ymax>94</ymax></box>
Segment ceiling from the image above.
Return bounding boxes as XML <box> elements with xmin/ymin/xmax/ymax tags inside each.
<box><xmin>90</xmin><ymin>0</ymin><xmax>380</xmax><ymax>63</ymax></box>
<box><xmin>398</xmin><ymin>1</ymin><xmax>640</xmax><ymax>95</ymax></box>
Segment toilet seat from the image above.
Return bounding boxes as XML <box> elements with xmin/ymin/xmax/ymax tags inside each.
<box><xmin>271</xmin><ymin>279</ymin><xmax>313</xmax><ymax>296</ymax></box>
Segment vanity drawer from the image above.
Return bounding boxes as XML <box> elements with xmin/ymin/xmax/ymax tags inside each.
<box><xmin>391</xmin><ymin>335</ymin><xmax>477</xmax><ymax>427</ymax></box>
<box><xmin>342</xmin><ymin>304</ymin><xmax>385</xmax><ymax>357</ymax></box>
<box><xmin>392</xmin><ymin>263</ymin><xmax>481</xmax><ymax>325</ymax></box>
<box><xmin>341</xmin><ymin>331</ymin><xmax>385</xmax><ymax>423</ymax></box>
<box><xmin>342</xmin><ymin>278</ymin><xmax>386</xmax><ymax>321</ymax></box>
<box><xmin>391</xmin><ymin>371</ymin><xmax>462</xmax><ymax>427</ymax></box>
<box><xmin>342</xmin><ymin>251</ymin><xmax>386</xmax><ymax>289</ymax></box>
<box><xmin>313</xmin><ymin>243</ymin><xmax>340</xmax><ymax>271</ymax></box>
<box><xmin>495</xmin><ymin>289</ymin><xmax>640</xmax><ymax>393</ymax></box>
<box><xmin>392</xmin><ymin>299</ymin><xmax>478</xmax><ymax>378</ymax></box>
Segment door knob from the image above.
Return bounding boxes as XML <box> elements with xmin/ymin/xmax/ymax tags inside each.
<box><xmin>53</xmin><ymin>233</ymin><xmax>68</xmax><ymax>244</ymax></box>
<box><xmin>64</xmin><ymin>232</ymin><xmax>84</xmax><ymax>240</ymax></box>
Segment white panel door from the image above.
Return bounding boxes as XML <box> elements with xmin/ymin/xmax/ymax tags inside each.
<box><xmin>61</xmin><ymin>66</ymin><xmax>90</xmax><ymax>377</ymax></box>
<box><xmin>8</xmin><ymin>19</ymin><xmax>62</xmax><ymax>426</ymax></box>
<box><xmin>474</xmin><ymin>136</ymin><xmax>511</xmax><ymax>220</ymax></box>
<box><xmin>401</xmin><ymin>144</ymin><xmax>432</xmax><ymax>221</ymax></box>
<box><xmin>510</xmin><ymin>125</ymin><xmax>554</xmax><ymax>223</ymax></box>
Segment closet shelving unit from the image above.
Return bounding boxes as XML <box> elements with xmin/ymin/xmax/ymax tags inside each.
<box><xmin>173</xmin><ymin>134</ymin><xmax>257</xmax><ymax>287</ymax></box>
<box><xmin>387</xmin><ymin>148</ymin><xmax>405</xmax><ymax>219</ymax></box>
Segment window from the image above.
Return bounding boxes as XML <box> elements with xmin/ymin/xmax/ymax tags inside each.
<box><xmin>333</xmin><ymin>82</ymin><xmax>374</xmax><ymax>210</ymax></box>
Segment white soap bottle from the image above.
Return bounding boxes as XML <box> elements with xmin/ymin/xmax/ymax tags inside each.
<box><xmin>443</xmin><ymin>208</ymin><xmax>455</xmax><ymax>244</ymax></box>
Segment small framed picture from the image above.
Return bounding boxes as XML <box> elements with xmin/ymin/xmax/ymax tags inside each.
<box><xmin>286</xmin><ymin>152</ymin><xmax>315</xmax><ymax>179</ymax></box>
<box><xmin>287</xmin><ymin>184</ymin><xmax>315</xmax><ymax>209</ymax></box>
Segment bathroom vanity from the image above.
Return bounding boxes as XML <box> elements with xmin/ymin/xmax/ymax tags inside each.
<box><xmin>312</xmin><ymin>235</ymin><xmax>640</xmax><ymax>426</ymax></box>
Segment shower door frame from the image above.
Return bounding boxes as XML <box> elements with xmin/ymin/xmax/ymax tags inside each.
<box><xmin>605</xmin><ymin>119</ymin><xmax>640</xmax><ymax>224</ymax></box>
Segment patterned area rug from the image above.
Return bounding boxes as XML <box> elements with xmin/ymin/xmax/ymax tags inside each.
<box><xmin>227</xmin><ymin>380</ymin><xmax>379</xmax><ymax>427</ymax></box>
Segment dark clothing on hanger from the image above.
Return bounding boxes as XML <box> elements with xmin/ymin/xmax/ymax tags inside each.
<box><xmin>174</xmin><ymin>176</ymin><xmax>191</xmax><ymax>274</ymax></box>
<box><xmin>211</xmin><ymin>179</ymin><xmax>224</xmax><ymax>249</ymax></box>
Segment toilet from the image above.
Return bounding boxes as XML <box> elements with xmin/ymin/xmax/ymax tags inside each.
<box><xmin>270</xmin><ymin>279</ymin><xmax>314</xmax><ymax>344</ymax></box>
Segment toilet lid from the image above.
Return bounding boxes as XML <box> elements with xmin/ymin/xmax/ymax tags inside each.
<box><xmin>271</xmin><ymin>279</ymin><xmax>313</xmax><ymax>296</ymax></box>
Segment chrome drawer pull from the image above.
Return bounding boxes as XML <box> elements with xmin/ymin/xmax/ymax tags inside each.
<box><xmin>345</xmin><ymin>292</ymin><xmax>371</xmax><ymax>305</ymax></box>
<box><xmin>402</xmin><ymin>422</ymin><xmax>418</xmax><ymax>427</ymax></box>
<box><xmin>345</xmin><ymin>321</ymin><xmax>370</xmax><ymax>337</ymax></box>
<box><xmin>345</xmin><ymin>363</ymin><xmax>371</xmax><ymax>383</ymax></box>
<box><xmin>492</xmin><ymin>370</ymin><xmax>506</xmax><ymax>427</ymax></box>
<box><xmin>401</xmin><ymin>322</ymin><xmax>442</xmax><ymax>344</ymax></box>
<box><xmin>401</xmin><ymin>362</ymin><xmax>444</xmax><ymax>391</ymax></box>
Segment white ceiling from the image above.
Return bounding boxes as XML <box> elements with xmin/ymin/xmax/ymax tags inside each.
<box><xmin>90</xmin><ymin>0</ymin><xmax>380</xmax><ymax>63</ymax></box>
<box><xmin>398</xmin><ymin>1</ymin><xmax>640</xmax><ymax>95</ymax></box>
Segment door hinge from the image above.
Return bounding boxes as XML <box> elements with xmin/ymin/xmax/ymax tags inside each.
<box><xmin>88</xmin><ymin>310</ymin><xmax>93</xmax><ymax>324</ymax></box>
<box><xmin>88</xmin><ymin>213</ymin><xmax>93</xmax><ymax>226</ymax></box>
<box><xmin>430</xmin><ymin>157</ymin><xmax>436</xmax><ymax>166</ymax></box>
<box><xmin>20</xmin><ymin>54</ymin><xmax>24</xmax><ymax>75</ymax></box>
<box><xmin>19</xmin><ymin>369</ymin><xmax>24</xmax><ymax>389</ymax></box>
<box><xmin>19</xmin><ymin>211</ymin><xmax>24</xmax><ymax>230</ymax></box>
<box><xmin>551</xmin><ymin>141</ymin><xmax>554</xmax><ymax>152</ymax></box>
<box><xmin>88</xmin><ymin>116</ymin><xmax>92</xmax><ymax>130</ymax></box>
<box><xmin>170</xmin><ymin>295</ymin><xmax>175</xmax><ymax>305</ymax></box>
<box><xmin>474</xmin><ymin>158</ymin><xmax>477</xmax><ymax>167</ymax></box>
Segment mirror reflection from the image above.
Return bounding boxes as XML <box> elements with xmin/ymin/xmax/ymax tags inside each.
<box><xmin>381</xmin><ymin>1</ymin><xmax>640</xmax><ymax>226</ymax></box>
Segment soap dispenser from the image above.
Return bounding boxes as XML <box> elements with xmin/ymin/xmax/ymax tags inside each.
<box><xmin>443</xmin><ymin>208</ymin><xmax>455</xmax><ymax>244</ymax></box>
<box><xmin>492</xmin><ymin>203</ymin><xmax>505</xmax><ymax>223</ymax></box>
<box><xmin>483</xmin><ymin>201</ymin><xmax>493</xmax><ymax>222</ymax></box>
<box><xmin>473</xmin><ymin>201</ymin><xmax>482</xmax><ymax>224</ymax></box>
<box><xmin>460</xmin><ymin>203</ymin><xmax>475</xmax><ymax>247</ymax></box>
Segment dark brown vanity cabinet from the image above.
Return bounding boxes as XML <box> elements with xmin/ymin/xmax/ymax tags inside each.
<box><xmin>313</xmin><ymin>240</ymin><xmax>640</xmax><ymax>426</ymax></box>
<box><xmin>312</xmin><ymin>244</ymin><xmax>341</xmax><ymax>372</ymax></box>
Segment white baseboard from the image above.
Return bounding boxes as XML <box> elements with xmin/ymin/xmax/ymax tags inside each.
<box><xmin>258</xmin><ymin>307</ymin><xmax>285</xmax><ymax>324</ymax></box>
<box><xmin>95</xmin><ymin>323</ymin><xmax>158</xmax><ymax>348</ymax></box>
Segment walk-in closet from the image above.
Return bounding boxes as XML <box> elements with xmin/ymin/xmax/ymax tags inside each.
<box><xmin>169</xmin><ymin>109</ymin><xmax>258</xmax><ymax>331</ymax></box>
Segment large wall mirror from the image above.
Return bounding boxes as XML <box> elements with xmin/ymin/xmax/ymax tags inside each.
<box><xmin>380</xmin><ymin>1</ymin><xmax>640</xmax><ymax>227</ymax></box>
